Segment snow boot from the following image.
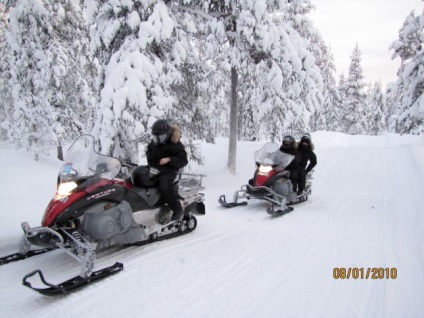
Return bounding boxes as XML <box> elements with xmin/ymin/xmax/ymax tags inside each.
<box><xmin>157</xmin><ymin>206</ymin><xmax>173</xmax><ymax>225</ymax></box>
<box><xmin>171</xmin><ymin>208</ymin><xmax>184</xmax><ymax>221</ymax></box>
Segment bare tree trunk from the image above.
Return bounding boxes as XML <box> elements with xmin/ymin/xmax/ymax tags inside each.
<box><xmin>227</xmin><ymin>66</ymin><xmax>238</xmax><ymax>174</ymax></box>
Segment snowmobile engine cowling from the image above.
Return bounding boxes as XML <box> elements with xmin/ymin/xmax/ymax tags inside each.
<box><xmin>82</xmin><ymin>201</ymin><xmax>133</xmax><ymax>240</ymax></box>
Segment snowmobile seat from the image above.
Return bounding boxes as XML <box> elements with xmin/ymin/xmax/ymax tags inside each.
<box><xmin>131</xmin><ymin>166</ymin><xmax>158</xmax><ymax>188</ymax></box>
<box><xmin>130</xmin><ymin>166</ymin><xmax>182</xmax><ymax>188</ymax></box>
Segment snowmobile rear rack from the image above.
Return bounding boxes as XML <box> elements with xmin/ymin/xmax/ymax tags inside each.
<box><xmin>178</xmin><ymin>173</ymin><xmax>206</xmax><ymax>214</ymax></box>
<box><xmin>22</xmin><ymin>262</ymin><xmax>123</xmax><ymax>296</ymax></box>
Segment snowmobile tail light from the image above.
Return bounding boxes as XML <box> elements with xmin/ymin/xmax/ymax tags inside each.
<box><xmin>259</xmin><ymin>165</ymin><xmax>273</xmax><ymax>174</ymax></box>
<box><xmin>57</xmin><ymin>181</ymin><xmax>78</xmax><ymax>196</ymax></box>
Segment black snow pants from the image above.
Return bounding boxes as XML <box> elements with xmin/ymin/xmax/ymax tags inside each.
<box><xmin>157</xmin><ymin>172</ymin><xmax>182</xmax><ymax>214</ymax></box>
<box><xmin>298</xmin><ymin>168</ymin><xmax>306</xmax><ymax>192</ymax></box>
<box><xmin>288</xmin><ymin>169</ymin><xmax>299</xmax><ymax>192</ymax></box>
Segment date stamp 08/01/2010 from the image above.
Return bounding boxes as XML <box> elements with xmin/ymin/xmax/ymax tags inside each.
<box><xmin>333</xmin><ymin>267</ymin><xmax>397</xmax><ymax>280</ymax></box>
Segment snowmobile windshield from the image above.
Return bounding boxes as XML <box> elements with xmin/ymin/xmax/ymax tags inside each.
<box><xmin>58</xmin><ymin>135</ymin><xmax>122</xmax><ymax>193</ymax></box>
<box><xmin>254</xmin><ymin>142</ymin><xmax>294</xmax><ymax>168</ymax></box>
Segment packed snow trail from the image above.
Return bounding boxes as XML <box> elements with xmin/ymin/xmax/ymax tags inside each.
<box><xmin>0</xmin><ymin>133</ymin><xmax>423</xmax><ymax>318</ymax></box>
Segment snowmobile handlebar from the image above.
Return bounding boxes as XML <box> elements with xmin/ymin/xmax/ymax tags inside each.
<box><xmin>121</xmin><ymin>161</ymin><xmax>138</xmax><ymax>168</ymax></box>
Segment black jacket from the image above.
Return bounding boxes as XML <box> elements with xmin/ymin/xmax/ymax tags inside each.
<box><xmin>146</xmin><ymin>125</ymin><xmax>188</xmax><ymax>174</ymax></box>
<box><xmin>298</xmin><ymin>143</ymin><xmax>317</xmax><ymax>173</ymax></box>
<box><xmin>279</xmin><ymin>143</ymin><xmax>301</xmax><ymax>172</ymax></box>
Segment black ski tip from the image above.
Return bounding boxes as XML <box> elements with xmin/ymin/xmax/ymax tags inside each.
<box><xmin>22</xmin><ymin>262</ymin><xmax>124</xmax><ymax>296</ymax></box>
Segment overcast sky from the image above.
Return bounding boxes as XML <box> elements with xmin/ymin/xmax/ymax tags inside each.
<box><xmin>309</xmin><ymin>0</ymin><xmax>423</xmax><ymax>89</ymax></box>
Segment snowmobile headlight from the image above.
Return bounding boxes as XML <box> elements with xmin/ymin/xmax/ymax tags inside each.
<box><xmin>57</xmin><ymin>181</ymin><xmax>78</xmax><ymax>196</ymax></box>
<box><xmin>259</xmin><ymin>165</ymin><xmax>273</xmax><ymax>174</ymax></box>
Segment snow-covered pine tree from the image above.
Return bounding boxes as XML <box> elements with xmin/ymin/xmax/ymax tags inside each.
<box><xmin>335</xmin><ymin>73</ymin><xmax>348</xmax><ymax>133</ymax></box>
<box><xmin>285</xmin><ymin>0</ymin><xmax>324</xmax><ymax>135</ymax></box>
<box><xmin>42</xmin><ymin>0</ymin><xmax>97</xmax><ymax>141</ymax></box>
<box><xmin>168</xmin><ymin>61</ymin><xmax>217</xmax><ymax>164</ymax></box>
<box><xmin>6</xmin><ymin>0</ymin><xmax>96</xmax><ymax>159</ymax></box>
<box><xmin>390</xmin><ymin>11</ymin><xmax>422</xmax><ymax>70</ymax></box>
<box><xmin>0</xmin><ymin>3</ymin><xmax>12</xmax><ymax>140</ymax></box>
<box><xmin>314</xmin><ymin>44</ymin><xmax>341</xmax><ymax>132</ymax></box>
<box><xmin>368</xmin><ymin>81</ymin><xmax>387</xmax><ymax>135</ymax></box>
<box><xmin>87</xmin><ymin>0</ymin><xmax>217</xmax><ymax>164</ymax></box>
<box><xmin>173</xmin><ymin>1</ymin><xmax>324</xmax><ymax>169</ymax></box>
<box><xmin>169</xmin><ymin>0</ymin><xmax>251</xmax><ymax>173</ymax></box>
<box><xmin>7</xmin><ymin>0</ymin><xmax>58</xmax><ymax>159</ymax></box>
<box><xmin>87</xmin><ymin>0</ymin><xmax>182</xmax><ymax>162</ymax></box>
<box><xmin>166</xmin><ymin>1</ymin><xmax>231</xmax><ymax>141</ymax></box>
<box><xmin>340</xmin><ymin>43</ymin><xmax>367</xmax><ymax>135</ymax></box>
<box><xmin>166</xmin><ymin>4</ymin><xmax>221</xmax><ymax>164</ymax></box>
<box><xmin>390</xmin><ymin>9</ymin><xmax>424</xmax><ymax>135</ymax></box>
<box><xmin>256</xmin><ymin>0</ymin><xmax>324</xmax><ymax>141</ymax></box>
<box><xmin>238</xmin><ymin>68</ymin><xmax>261</xmax><ymax>141</ymax></box>
<box><xmin>385</xmin><ymin>82</ymin><xmax>398</xmax><ymax>132</ymax></box>
<box><xmin>1</xmin><ymin>0</ymin><xmax>17</xmax><ymax>10</ymax></box>
<box><xmin>156</xmin><ymin>0</ymin><xmax>320</xmax><ymax>171</ymax></box>
<box><xmin>201</xmin><ymin>0</ymin><xmax>241</xmax><ymax>174</ymax></box>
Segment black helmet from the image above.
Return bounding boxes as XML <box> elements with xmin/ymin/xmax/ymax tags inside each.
<box><xmin>151</xmin><ymin>119</ymin><xmax>172</xmax><ymax>145</ymax></box>
<box><xmin>301</xmin><ymin>133</ymin><xmax>311</xmax><ymax>144</ymax></box>
<box><xmin>282</xmin><ymin>135</ymin><xmax>295</xmax><ymax>149</ymax></box>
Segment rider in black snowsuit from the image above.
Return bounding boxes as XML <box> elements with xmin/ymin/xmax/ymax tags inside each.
<box><xmin>297</xmin><ymin>133</ymin><xmax>317</xmax><ymax>195</ymax></box>
<box><xmin>279</xmin><ymin>135</ymin><xmax>301</xmax><ymax>192</ymax></box>
<box><xmin>146</xmin><ymin>119</ymin><xmax>188</xmax><ymax>222</ymax></box>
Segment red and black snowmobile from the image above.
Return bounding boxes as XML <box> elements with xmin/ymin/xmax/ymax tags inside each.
<box><xmin>219</xmin><ymin>142</ymin><xmax>313</xmax><ymax>216</ymax></box>
<box><xmin>0</xmin><ymin>135</ymin><xmax>205</xmax><ymax>295</ymax></box>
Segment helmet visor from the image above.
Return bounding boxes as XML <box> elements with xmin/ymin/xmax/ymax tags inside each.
<box><xmin>282</xmin><ymin>136</ymin><xmax>293</xmax><ymax>147</ymax></box>
<box><xmin>152</xmin><ymin>133</ymin><xmax>168</xmax><ymax>145</ymax></box>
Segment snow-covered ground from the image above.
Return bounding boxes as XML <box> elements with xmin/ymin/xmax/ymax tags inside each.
<box><xmin>0</xmin><ymin>132</ymin><xmax>423</xmax><ymax>318</ymax></box>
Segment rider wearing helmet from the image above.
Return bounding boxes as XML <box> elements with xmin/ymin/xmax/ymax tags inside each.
<box><xmin>297</xmin><ymin>133</ymin><xmax>317</xmax><ymax>195</ymax></box>
<box><xmin>146</xmin><ymin>119</ymin><xmax>188</xmax><ymax>222</ymax></box>
<box><xmin>279</xmin><ymin>135</ymin><xmax>301</xmax><ymax>193</ymax></box>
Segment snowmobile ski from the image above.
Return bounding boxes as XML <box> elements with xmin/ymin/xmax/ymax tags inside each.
<box><xmin>20</xmin><ymin>216</ymin><xmax>197</xmax><ymax>296</ymax></box>
<box><xmin>266</xmin><ymin>204</ymin><xmax>294</xmax><ymax>217</ymax></box>
<box><xmin>0</xmin><ymin>248</ymin><xmax>55</xmax><ymax>266</ymax></box>
<box><xmin>218</xmin><ymin>195</ymin><xmax>248</xmax><ymax>208</ymax></box>
<box><xmin>22</xmin><ymin>262</ymin><xmax>123</xmax><ymax>296</ymax></box>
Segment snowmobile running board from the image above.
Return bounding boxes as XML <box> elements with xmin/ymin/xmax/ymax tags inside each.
<box><xmin>218</xmin><ymin>195</ymin><xmax>248</xmax><ymax>208</ymax></box>
<box><xmin>22</xmin><ymin>262</ymin><xmax>123</xmax><ymax>296</ymax></box>
<box><xmin>287</xmin><ymin>193</ymin><xmax>308</xmax><ymax>206</ymax></box>
<box><xmin>266</xmin><ymin>204</ymin><xmax>294</xmax><ymax>217</ymax></box>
